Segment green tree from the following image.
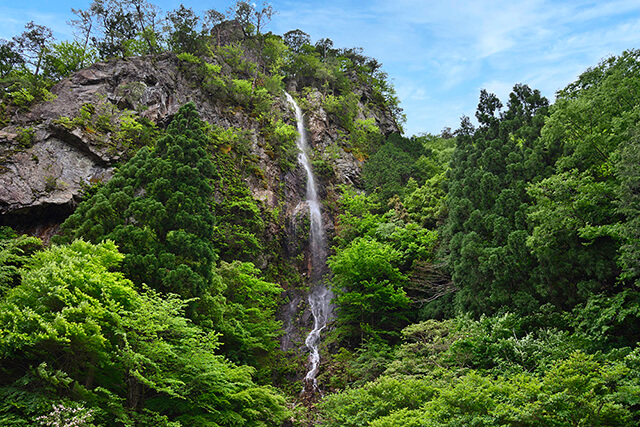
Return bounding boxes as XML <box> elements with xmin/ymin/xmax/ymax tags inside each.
<box><xmin>59</xmin><ymin>103</ymin><xmax>217</xmax><ymax>300</ymax></box>
<box><xmin>527</xmin><ymin>50</ymin><xmax>640</xmax><ymax>306</ymax></box>
<box><xmin>616</xmin><ymin>128</ymin><xmax>640</xmax><ymax>284</ymax></box>
<box><xmin>0</xmin><ymin>40</ymin><xmax>24</xmax><ymax>78</ymax></box>
<box><xmin>88</xmin><ymin>0</ymin><xmax>161</xmax><ymax>59</ymax></box>
<box><xmin>69</xmin><ymin>7</ymin><xmax>96</xmax><ymax>68</ymax></box>
<box><xmin>283</xmin><ymin>29</ymin><xmax>311</xmax><ymax>53</ymax></box>
<box><xmin>211</xmin><ymin>261</ymin><xmax>283</xmax><ymax>370</ymax></box>
<box><xmin>12</xmin><ymin>21</ymin><xmax>54</xmax><ymax>77</ymax></box>
<box><xmin>42</xmin><ymin>41</ymin><xmax>98</xmax><ymax>79</ymax></box>
<box><xmin>362</xmin><ymin>133</ymin><xmax>438</xmax><ymax>202</ymax></box>
<box><xmin>0</xmin><ymin>227</ymin><xmax>42</xmax><ymax>295</ymax></box>
<box><xmin>165</xmin><ymin>5</ymin><xmax>206</xmax><ymax>55</ymax></box>
<box><xmin>228</xmin><ymin>1</ymin><xmax>275</xmax><ymax>38</ymax></box>
<box><xmin>444</xmin><ymin>84</ymin><xmax>550</xmax><ymax>315</ymax></box>
<box><xmin>330</xmin><ymin>237</ymin><xmax>410</xmax><ymax>345</ymax></box>
<box><xmin>203</xmin><ymin>8</ymin><xmax>225</xmax><ymax>47</ymax></box>
<box><xmin>0</xmin><ymin>240</ymin><xmax>287</xmax><ymax>425</ymax></box>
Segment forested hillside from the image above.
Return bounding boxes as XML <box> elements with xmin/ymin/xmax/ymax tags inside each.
<box><xmin>1</xmin><ymin>0</ymin><xmax>640</xmax><ymax>426</ymax></box>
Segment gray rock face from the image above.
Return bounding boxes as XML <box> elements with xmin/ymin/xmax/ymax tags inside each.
<box><xmin>0</xmin><ymin>53</ymin><xmax>399</xmax><ymax>237</ymax></box>
<box><xmin>0</xmin><ymin>134</ymin><xmax>113</xmax><ymax>213</ymax></box>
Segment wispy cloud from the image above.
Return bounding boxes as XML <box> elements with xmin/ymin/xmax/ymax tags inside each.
<box><xmin>2</xmin><ymin>0</ymin><xmax>640</xmax><ymax>136</ymax></box>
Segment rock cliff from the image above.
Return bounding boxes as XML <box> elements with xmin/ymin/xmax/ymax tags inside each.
<box><xmin>1</xmin><ymin>53</ymin><xmax>398</xmax><ymax>235</ymax></box>
<box><xmin>0</xmin><ymin>50</ymin><xmax>400</xmax><ymax>357</ymax></box>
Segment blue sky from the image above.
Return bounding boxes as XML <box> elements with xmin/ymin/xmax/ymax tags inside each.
<box><xmin>2</xmin><ymin>0</ymin><xmax>640</xmax><ymax>136</ymax></box>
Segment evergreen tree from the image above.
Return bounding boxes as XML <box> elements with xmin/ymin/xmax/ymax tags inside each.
<box><xmin>444</xmin><ymin>84</ymin><xmax>550</xmax><ymax>315</ymax></box>
<box><xmin>60</xmin><ymin>102</ymin><xmax>216</xmax><ymax>299</ymax></box>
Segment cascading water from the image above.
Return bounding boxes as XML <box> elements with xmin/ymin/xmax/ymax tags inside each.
<box><xmin>284</xmin><ymin>92</ymin><xmax>333</xmax><ymax>394</ymax></box>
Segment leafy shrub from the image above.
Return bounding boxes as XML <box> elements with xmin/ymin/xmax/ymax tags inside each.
<box><xmin>15</xmin><ymin>126</ymin><xmax>35</xmax><ymax>148</ymax></box>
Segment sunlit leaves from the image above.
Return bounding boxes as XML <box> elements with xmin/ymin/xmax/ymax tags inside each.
<box><xmin>0</xmin><ymin>240</ymin><xmax>287</xmax><ymax>425</ymax></box>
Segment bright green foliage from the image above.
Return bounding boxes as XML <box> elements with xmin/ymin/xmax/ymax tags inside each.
<box><xmin>329</xmin><ymin>236</ymin><xmax>410</xmax><ymax>344</ymax></box>
<box><xmin>212</xmin><ymin>261</ymin><xmax>283</xmax><ymax>369</ymax></box>
<box><xmin>59</xmin><ymin>103</ymin><xmax>216</xmax><ymax>299</ymax></box>
<box><xmin>333</xmin><ymin>188</ymin><xmax>386</xmax><ymax>249</ymax></box>
<box><xmin>42</xmin><ymin>41</ymin><xmax>98</xmax><ymax>80</ymax></box>
<box><xmin>262</xmin><ymin>34</ymin><xmax>288</xmax><ymax>75</ymax></box>
<box><xmin>0</xmin><ymin>69</ymin><xmax>56</xmax><ymax>113</ymax></box>
<box><xmin>366</xmin><ymin>355</ymin><xmax>632</xmax><ymax>426</ymax></box>
<box><xmin>403</xmin><ymin>174</ymin><xmax>447</xmax><ymax>229</ymax></box>
<box><xmin>444</xmin><ymin>84</ymin><xmax>550</xmax><ymax>315</ymax></box>
<box><xmin>384</xmin><ymin>314</ymin><xmax>569</xmax><ymax>378</ymax></box>
<box><xmin>319</xmin><ymin>311</ymin><xmax>640</xmax><ymax>426</ymax></box>
<box><xmin>323</xmin><ymin>93</ymin><xmax>358</xmax><ymax>128</ymax></box>
<box><xmin>318</xmin><ymin>376</ymin><xmax>437</xmax><ymax>427</ymax></box>
<box><xmin>349</xmin><ymin>118</ymin><xmax>382</xmax><ymax>159</ymax></box>
<box><xmin>0</xmin><ymin>240</ymin><xmax>287</xmax><ymax>425</ymax></box>
<box><xmin>330</xmin><ymin>187</ymin><xmax>442</xmax><ymax>345</ymax></box>
<box><xmin>115</xmin><ymin>112</ymin><xmax>160</xmax><ymax>150</ymax></box>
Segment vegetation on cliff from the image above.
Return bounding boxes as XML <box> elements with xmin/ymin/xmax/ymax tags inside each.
<box><xmin>1</xmin><ymin>0</ymin><xmax>640</xmax><ymax>426</ymax></box>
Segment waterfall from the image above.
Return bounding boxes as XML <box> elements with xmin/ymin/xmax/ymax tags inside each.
<box><xmin>284</xmin><ymin>92</ymin><xmax>333</xmax><ymax>393</ymax></box>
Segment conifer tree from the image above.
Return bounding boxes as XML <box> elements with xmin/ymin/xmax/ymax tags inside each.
<box><xmin>444</xmin><ymin>85</ymin><xmax>549</xmax><ymax>315</ymax></box>
<box><xmin>60</xmin><ymin>103</ymin><xmax>216</xmax><ymax>299</ymax></box>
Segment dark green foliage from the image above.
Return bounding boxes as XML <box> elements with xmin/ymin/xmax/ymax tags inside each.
<box><xmin>0</xmin><ymin>40</ymin><xmax>23</xmax><ymax>78</ymax></box>
<box><xmin>0</xmin><ymin>227</ymin><xmax>42</xmax><ymax>295</ymax></box>
<box><xmin>362</xmin><ymin>137</ymin><xmax>415</xmax><ymax>201</ymax></box>
<box><xmin>59</xmin><ymin>103</ymin><xmax>216</xmax><ymax>299</ymax></box>
<box><xmin>208</xmin><ymin>135</ymin><xmax>267</xmax><ymax>262</ymax></box>
<box><xmin>444</xmin><ymin>84</ymin><xmax>550</xmax><ymax>315</ymax></box>
<box><xmin>322</xmin><ymin>51</ymin><xmax>640</xmax><ymax>426</ymax></box>
<box><xmin>617</xmin><ymin>129</ymin><xmax>640</xmax><ymax>284</ymax></box>
<box><xmin>362</xmin><ymin>133</ymin><xmax>451</xmax><ymax>202</ymax></box>
<box><xmin>56</xmin><ymin>103</ymin><xmax>278</xmax><ymax>374</ymax></box>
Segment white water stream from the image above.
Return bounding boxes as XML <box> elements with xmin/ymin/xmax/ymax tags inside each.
<box><xmin>284</xmin><ymin>92</ymin><xmax>333</xmax><ymax>393</ymax></box>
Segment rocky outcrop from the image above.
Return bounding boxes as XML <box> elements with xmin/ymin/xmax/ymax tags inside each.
<box><xmin>0</xmin><ymin>128</ymin><xmax>113</xmax><ymax>214</ymax></box>
<box><xmin>0</xmin><ymin>53</ymin><xmax>399</xmax><ymax>238</ymax></box>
